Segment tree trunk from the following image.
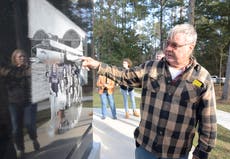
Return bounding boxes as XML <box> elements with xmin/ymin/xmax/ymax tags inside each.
<box><xmin>160</xmin><ymin>1</ymin><xmax>163</xmax><ymax>50</ymax></box>
<box><xmin>188</xmin><ymin>0</ymin><xmax>195</xmax><ymax>25</ymax></box>
<box><xmin>222</xmin><ymin>45</ymin><xmax>230</xmax><ymax>100</ymax></box>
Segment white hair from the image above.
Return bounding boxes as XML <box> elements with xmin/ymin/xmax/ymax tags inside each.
<box><xmin>168</xmin><ymin>23</ymin><xmax>197</xmax><ymax>44</ymax></box>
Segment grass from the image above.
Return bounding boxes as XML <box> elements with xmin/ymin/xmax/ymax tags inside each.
<box><xmin>93</xmin><ymin>86</ymin><xmax>230</xmax><ymax>112</ymax></box>
<box><xmin>193</xmin><ymin>124</ymin><xmax>230</xmax><ymax>159</ymax></box>
<box><xmin>217</xmin><ymin>103</ymin><xmax>230</xmax><ymax>112</ymax></box>
<box><xmin>93</xmin><ymin>86</ymin><xmax>230</xmax><ymax>159</ymax></box>
<box><xmin>209</xmin><ymin>125</ymin><xmax>230</xmax><ymax>159</ymax></box>
<box><xmin>93</xmin><ymin>87</ymin><xmax>141</xmax><ymax>108</ymax></box>
<box><xmin>214</xmin><ymin>84</ymin><xmax>230</xmax><ymax>112</ymax></box>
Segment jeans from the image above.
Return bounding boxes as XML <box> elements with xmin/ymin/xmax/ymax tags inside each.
<box><xmin>120</xmin><ymin>89</ymin><xmax>136</xmax><ymax>112</ymax></box>
<box><xmin>100</xmin><ymin>92</ymin><xmax>117</xmax><ymax>118</ymax></box>
<box><xmin>24</xmin><ymin>103</ymin><xmax>38</xmax><ymax>140</ymax></box>
<box><xmin>135</xmin><ymin>146</ymin><xmax>188</xmax><ymax>159</ymax></box>
<box><xmin>8</xmin><ymin>103</ymin><xmax>24</xmax><ymax>151</ymax></box>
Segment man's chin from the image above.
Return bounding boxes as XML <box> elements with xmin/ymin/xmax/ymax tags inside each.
<box><xmin>166</xmin><ymin>58</ymin><xmax>174</xmax><ymax>63</ymax></box>
<box><xmin>166</xmin><ymin>59</ymin><xmax>177</xmax><ymax>66</ymax></box>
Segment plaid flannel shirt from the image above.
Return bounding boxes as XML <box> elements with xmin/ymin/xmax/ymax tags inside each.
<box><xmin>98</xmin><ymin>57</ymin><xmax>217</xmax><ymax>159</ymax></box>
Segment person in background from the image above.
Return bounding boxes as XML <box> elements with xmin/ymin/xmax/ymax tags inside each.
<box><xmin>48</xmin><ymin>63</ymin><xmax>67</xmax><ymax>134</ymax></box>
<box><xmin>96</xmin><ymin>75</ymin><xmax>117</xmax><ymax>119</ymax></box>
<box><xmin>80</xmin><ymin>23</ymin><xmax>217</xmax><ymax>159</ymax></box>
<box><xmin>155</xmin><ymin>50</ymin><xmax>165</xmax><ymax>61</ymax></box>
<box><xmin>120</xmin><ymin>58</ymin><xmax>139</xmax><ymax>118</ymax></box>
<box><xmin>0</xmin><ymin>49</ymin><xmax>40</xmax><ymax>159</ymax></box>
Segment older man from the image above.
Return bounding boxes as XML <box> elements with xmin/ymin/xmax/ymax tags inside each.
<box><xmin>81</xmin><ymin>23</ymin><xmax>217</xmax><ymax>159</ymax></box>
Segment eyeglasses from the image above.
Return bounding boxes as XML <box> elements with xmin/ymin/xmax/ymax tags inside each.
<box><xmin>164</xmin><ymin>40</ymin><xmax>193</xmax><ymax>49</ymax></box>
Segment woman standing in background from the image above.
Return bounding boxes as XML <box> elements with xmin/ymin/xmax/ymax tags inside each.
<box><xmin>120</xmin><ymin>58</ymin><xmax>139</xmax><ymax>119</ymax></box>
<box><xmin>0</xmin><ymin>49</ymin><xmax>40</xmax><ymax>159</ymax></box>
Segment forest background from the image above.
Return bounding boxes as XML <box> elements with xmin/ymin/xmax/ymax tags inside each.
<box><xmin>91</xmin><ymin>1</ymin><xmax>230</xmax><ymax>158</ymax></box>
<box><xmin>93</xmin><ymin>0</ymin><xmax>230</xmax><ymax>101</ymax></box>
<box><xmin>37</xmin><ymin>0</ymin><xmax>230</xmax><ymax>100</ymax></box>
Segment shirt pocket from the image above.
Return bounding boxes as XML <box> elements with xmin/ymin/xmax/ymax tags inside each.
<box><xmin>180</xmin><ymin>80</ymin><xmax>205</xmax><ymax>104</ymax></box>
<box><xmin>143</xmin><ymin>73</ymin><xmax>160</xmax><ymax>93</ymax></box>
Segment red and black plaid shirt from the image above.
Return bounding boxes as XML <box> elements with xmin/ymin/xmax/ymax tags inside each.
<box><xmin>98</xmin><ymin>57</ymin><xmax>217</xmax><ymax>159</ymax></box>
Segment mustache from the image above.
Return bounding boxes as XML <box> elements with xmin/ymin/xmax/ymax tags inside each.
<box><xmin>165</xmin><ymin>51</ymin><xmax>174</xmax><ymax>56</ymax></box>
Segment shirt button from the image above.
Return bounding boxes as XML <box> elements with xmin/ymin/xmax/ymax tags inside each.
<box><xmin>159</xmin><ymin>131</ymin><xmax>163</xmax><ymax>135</ymax></box>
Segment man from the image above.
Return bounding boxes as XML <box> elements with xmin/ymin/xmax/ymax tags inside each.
<box><xmin>81</xmin><ymin>23</ymin><xmax>217</xmax><ymax>159</ymax></box>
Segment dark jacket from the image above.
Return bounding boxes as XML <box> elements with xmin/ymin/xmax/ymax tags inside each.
<box><xmin>120</xmin><ymin>84</ymin><xmax>133</xmax><ymax>92</ymax></box>
<box><xmin>0</xmin><ymin>65</ymin><xmax>31</xmax><ymax>105</ymax></box>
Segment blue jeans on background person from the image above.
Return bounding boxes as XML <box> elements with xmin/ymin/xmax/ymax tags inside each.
<box><xmin>100</xmin><ymin>92</ymin><xmax>117</xmax><ymax>119</ymax></box>
<box><xmin>135</xmin><ymin>146</ymin><xmax>189</xmax><ymax>159</ymax></box>
<box><xmin>24</xmin><ymin>103</ymin><xmax>40</xmax><ymax>151</ymax></box>
<box><xmin>24</xmin><ymin>103</ymin><xmax>38</xmax><ymax>140</ymax></box>
<box><xmin>120</xmin><ymin>88</ymin><xmax>136</xmax><ymax>112</ymax></box>
<box><xmin>8</xmin><ymin>103</ymin><xmax>24</xmax><ymax>151</ymax></box>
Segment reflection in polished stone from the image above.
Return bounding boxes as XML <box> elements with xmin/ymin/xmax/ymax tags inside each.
<box><xmin>24</xmin><ymin>100</ymin><xmax>93</xmax><ymax>159</ymax></box>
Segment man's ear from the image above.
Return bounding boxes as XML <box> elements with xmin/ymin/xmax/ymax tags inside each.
<box><xmin>189</xmin><ymin>43</ymin><xmax>195</xmax><ymax>52</ymax></box>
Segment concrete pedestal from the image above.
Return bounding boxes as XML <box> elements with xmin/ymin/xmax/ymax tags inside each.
<box><xmin>88</xmin><ymin>142</ymin><xmax>101</xmax><ymax>159</ymax></box>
